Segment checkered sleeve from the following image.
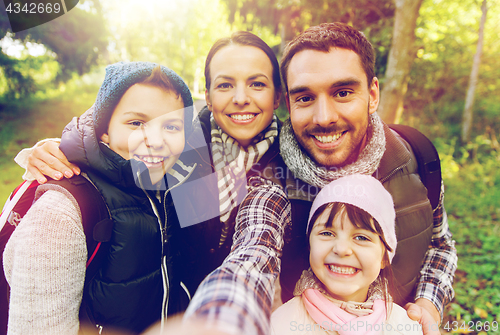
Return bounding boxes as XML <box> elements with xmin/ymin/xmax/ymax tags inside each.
<box><xmin>183</xmin><ymin>177</ymin><xmax>290</xmax><ymax>335</ymax></box>
<box><xmin>415</xmin><ymin>181</ymin><xmax>457</xmax><ymax>320</ymax></box>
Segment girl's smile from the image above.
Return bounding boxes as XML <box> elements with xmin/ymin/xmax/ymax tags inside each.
<box><xmin>326</xmin><ymin>263</ymin><xmax>359</xmax><ymax>276</ymax></box>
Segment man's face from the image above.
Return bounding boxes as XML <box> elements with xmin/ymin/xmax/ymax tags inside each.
<box><xmin>286</xmin><ymin>48</ymin><xmax>379</xmax><ymax>168</ymax></box>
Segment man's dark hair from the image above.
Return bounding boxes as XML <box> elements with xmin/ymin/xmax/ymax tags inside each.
<box><xmin>280</xmin><ymin>22</ymin><xmax>376</xmax><ymax>93</ymax></box>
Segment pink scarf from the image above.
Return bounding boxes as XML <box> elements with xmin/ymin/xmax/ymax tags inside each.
<box><xmin>302</xmin><ymin>289</ymin><xmax>387</xmax><ymax>335</ymax></box>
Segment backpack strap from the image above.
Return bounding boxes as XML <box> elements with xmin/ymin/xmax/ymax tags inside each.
<box><xmin>0</xmin><ymin>181</ymin><xmax>39</xmax><ymax>231</ymax></box>
<box><xmin>46</xmin><ymin>176</ymin><xmax>113</xmax><ymax>277</ymax></box>
<box><xmin>389</xmin><ymin>124</ymin><xmax>442</xmax><ymax>210</ymax></box>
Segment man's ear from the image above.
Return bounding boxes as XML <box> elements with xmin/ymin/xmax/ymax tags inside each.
<box><xmin>205</xmin><ymin>90</ymin><xmax>212</xmax><ymax>112</ymax></box>
<box><xmin>101</xmin><ymin>133</ymin><xmax>110</xmax><ymax>144</ymax></box>
<box><xmin>274</xmin><ymin>91</ymin><xmax>282</xmax><ymax>110</ymax></box>
<box><xmin>285</xmin><ymin>93</ymin><xmax>290</xmax><ymax>112</ymax></box>
<box><xmin>368</xmin><ymin>77</ymin><xmax>380</xmax><ymax>115</ymax></box>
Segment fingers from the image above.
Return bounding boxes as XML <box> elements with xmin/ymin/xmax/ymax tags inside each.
<box><xmin>405</xmin><ymin>302</ymin><xmax>442</xmax><ymax>335</ymax></box>
<box><xmin>28</xmin><ymin>141</ymin><xmax>80</xmax><ymax>183</ymax></box>
<box><xmin>405</xmin><ymin>302</ymin><xmax>422</xmax><ymax>321</ymax></box>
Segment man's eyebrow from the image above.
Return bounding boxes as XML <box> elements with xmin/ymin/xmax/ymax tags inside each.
<box><xmin>289</xmin><ymin>85</ymin><xmax>310</xmax><ymax>96</ymax></box>
<box><xmin>330</xmin><ymin>78</ymin><xmax>362</xmax><ymax>88</ymax></box>
<box><xmin>289</xmin><ymin>78</ymin><xmax>362</xmax><ymax>96</ymax></box>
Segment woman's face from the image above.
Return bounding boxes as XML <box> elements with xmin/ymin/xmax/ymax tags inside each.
<box><xmin>206</xmin><ymin>45</ymin><xmax>280</xmax><ymax>147</ymax></box>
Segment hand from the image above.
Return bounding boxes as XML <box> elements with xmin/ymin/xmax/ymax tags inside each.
<box><xmin>405</xmin><ymin>298</ymin><xmax>442</xmax><ymax>335</ymax></box>
<box><xmin>28</xmin><ymin>141</ymin><xmax>80</xmax><ymax>184</ymax></box>
<box><xmin>142</xmin><ymin>315</ymin><xmax>231</xmax><ymax>335</ymax></box>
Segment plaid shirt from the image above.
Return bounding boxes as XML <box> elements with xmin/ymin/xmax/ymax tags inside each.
<box><xmin>184</xmin><ymin>178</ymin><xmax>290</xmax><ymax>335</ymax></box>
<box><xmin>415</xmin><ymin>181</ymin><xmax>457</xmax><ymax>319</ymax></box>
<box><xmin>184</xmin><ymin>180</ymin><xmax>456</xmax><ymax>334</ymax></box>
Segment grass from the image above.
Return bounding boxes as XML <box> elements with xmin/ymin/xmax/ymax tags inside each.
<box><xmin>436</xmin><ymin>137</ymin><xmax>500</xmax><ymax>334</ymax></box>
<box><xmin>0</xmin><ymin>88</ymin><xmax>98</xmax><ymax>201</ymax></box>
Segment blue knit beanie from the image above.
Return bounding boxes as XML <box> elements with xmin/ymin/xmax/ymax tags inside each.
<box><xmin>93</xmin><ymin>61</ymin><xmax>193</xmax><ymax>137</ymax></box>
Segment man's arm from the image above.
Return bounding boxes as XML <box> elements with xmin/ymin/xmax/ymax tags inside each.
<box><xmin>183</xmin><ymin>178</ymin><xmax>290</xmax><ymax>335</ymax></box>
<box><xmin>409</xmin><ymin>182</ymin><xmax>457</xmax><ymax>326</ymax></box>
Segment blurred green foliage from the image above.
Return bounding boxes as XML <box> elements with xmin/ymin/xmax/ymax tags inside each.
<box><xmin>0</xmin><ymin>0</ymin><xmax>107</xmax><ymax>99</ymax></box>
<box><xmin>436</xmin><ymin>136</ymin><xmax>500</xmax><ymax>332</ymax></box>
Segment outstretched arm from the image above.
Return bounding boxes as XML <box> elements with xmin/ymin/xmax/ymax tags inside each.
<box><xmin>407</xmin><ymin>182</ymin><xmax>457</xmax><ymax>334</ymax></box>
<box><xmin>183</xmin><ymin>178</ymin><xmax>290</xmax><ymax>335</ymax></box>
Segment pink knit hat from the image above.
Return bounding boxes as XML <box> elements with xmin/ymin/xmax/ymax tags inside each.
<box><xmin>307</xmin><ymin>174</ymin><xmax>397</xmax><ymax>262</ymax></box>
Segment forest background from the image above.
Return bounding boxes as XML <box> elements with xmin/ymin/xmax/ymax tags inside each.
<box><xmin>0</xmin><ymin>0</ymin><xmax>499</xmax><ymax>333</ymax></box>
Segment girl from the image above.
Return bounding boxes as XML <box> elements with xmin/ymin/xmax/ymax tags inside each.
<box><xmin>271</xmin><ymin>174</ymin><xmax>423</xmax><ymax>335</ymax></box>
<box><xmin>4</xmin><ymin>62</ymin><xmax>197</xmax><ymax>334</ymax></box>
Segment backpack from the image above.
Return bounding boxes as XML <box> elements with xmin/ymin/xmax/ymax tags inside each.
<box><xmin>0</xmin><ymin>175</ymin><xmax>114</xmax><ymax>335</ymax></box>
<box><xmin>389</xmin><ymin>124</ymin><xmax>442</xmax><ymax>210</ymax></box>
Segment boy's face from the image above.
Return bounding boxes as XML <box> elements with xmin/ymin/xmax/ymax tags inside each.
<box><xmin>308</xmin><ymin>205</ymin><xmax>385</xmax><ymax>302</ymax></box>
<box><xmin>101</xmin><ymin>84</ymin><xmax>185</xmax><ymax>184</ymax></box>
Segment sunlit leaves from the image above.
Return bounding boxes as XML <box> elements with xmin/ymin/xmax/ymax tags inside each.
<box><xmin>102</xmin><ymin>0</ymin><xmax>232</xmax><ymax>94</ymax></box>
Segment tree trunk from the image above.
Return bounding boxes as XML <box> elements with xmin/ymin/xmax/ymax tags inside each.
<box><xmin>461</xmin><ymin>0</ymin><xmax>488</xmax><ymax>143</ymax></box>
<box><xmin>378</xmin><ymin>0</ymin><xmax>424</xmax><ymax>124</ymax></box>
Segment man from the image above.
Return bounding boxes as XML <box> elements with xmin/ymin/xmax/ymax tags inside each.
<box><xmin>185</xmin><ymin>23</ymin><xmax>456</xmax><ymax>335</ymax></box>
<box><xmin>279</xmin><ymin>20</ymin><xmax>456</xmax><ymax>326</ymax></box>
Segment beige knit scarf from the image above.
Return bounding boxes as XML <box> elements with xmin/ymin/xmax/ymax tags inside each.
<box><xmin>210</xmin><ymin>114</ymin><xmax>279</xmax><ymax>245</ymax></box>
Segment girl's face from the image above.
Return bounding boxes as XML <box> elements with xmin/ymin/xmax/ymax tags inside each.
<box><xmin>101</xmin><ymin>84</ymin><xmax>185</xmax><ymax>184</ymax></box>
<box><xmin>309</xmin><ymin>205</ymin><xmax>386</xmax><ymax>302</ymax></box>
<box><xmin>206</xmin><ymin>45</ymin><xmax>280</xmax><ymax>147</ymax></box>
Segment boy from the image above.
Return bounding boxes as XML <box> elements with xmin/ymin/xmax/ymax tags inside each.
<box><xmin>4</xmin><ymin>62</ymin><xmax>195</xmax><ymax>334</ymax></box>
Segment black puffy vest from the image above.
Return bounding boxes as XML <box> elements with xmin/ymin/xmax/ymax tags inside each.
<box><xmin>60</xmin><ymin>109</ymin><xmax>190</xmax><ymax>334</ymax></box>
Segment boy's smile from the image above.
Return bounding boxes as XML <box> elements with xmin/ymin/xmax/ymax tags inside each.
<box><xmin>101</xmin><ymin>84</ymin><xmax>185</xmax><ymax>184</ymax></box>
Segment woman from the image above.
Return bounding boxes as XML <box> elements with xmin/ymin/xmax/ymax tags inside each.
<box><xmin>16</xmin><ymin>31</ymin><xmax>288</xmax><ymax>334</ymax></box>
<box><xmin>179</xmin><ymin>31</ymin><xmax>284</xmax><ymax>295</ymax></box>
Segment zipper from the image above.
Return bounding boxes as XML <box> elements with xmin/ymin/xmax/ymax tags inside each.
<box><xmin>379</xmin><ymin>160</ymin><xmax>411</xmax><ymax>184</ymax></box>
<box><xmin>158</xmin><ymin>163</ymin><xmax>196</xmax><ymax>330</ymax></box>
<box><xmin>137</xmin><ymin>174</ymin><xmax>169</xmax><ymax>333</ymax></box>
<box><xmin>136</xmin><ymin>164</ymin><xmax>196</xmax><ymax>333</ymax></box>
